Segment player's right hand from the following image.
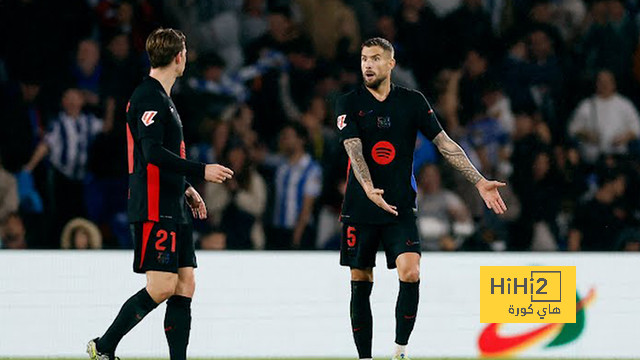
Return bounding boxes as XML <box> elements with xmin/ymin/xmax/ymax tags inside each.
<box><xmin>365</xmin><ymin>188</ymin><xmax>398</xmax><ymax>216</ymax></box>
<box><xmin>205</xmin><ymin>164</ymin><xmax>234</xmax><ymax>183</ymax></box>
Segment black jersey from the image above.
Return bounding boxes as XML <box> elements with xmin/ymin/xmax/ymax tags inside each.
<box><xmin>126</xmin><ymin>77</ymin><xmax>205</xmax><ymax>224</ymax></box>
<box><xmin>336</xmin><ymin>84</ymin><xmax>443</xmax><ymax>224</ymax></box>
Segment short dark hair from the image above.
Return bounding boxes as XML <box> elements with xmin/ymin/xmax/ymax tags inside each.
<box><xmin>282</xmin><ymin>122</ymin><xmax>308</xmax><ymax>143</ymax></box>
<box><xmin>597</xmin><ymin>167</ymin><xmax>623</xmax><ymax>187</ymax></box>
<box><xmin>362</xmin><ymin>37</ymin><xmax>394</xmax><ymax>58</ymax></box>
<box><xmin>145</xmin><ymin>28</ymin><xmax>186</xmax><ymax>68</ymax></box>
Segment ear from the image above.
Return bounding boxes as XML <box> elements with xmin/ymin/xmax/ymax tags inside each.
<box><xmin>390</xmin><ymin>57</ymin><xmax>396</xmax><ymax>70</ymax></box>
<box><xmin>175</xmin><ymin>52</ymin><xmax>183</xmax><ymax>65</ymax></box>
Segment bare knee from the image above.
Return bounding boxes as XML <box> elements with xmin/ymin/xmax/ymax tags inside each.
<box><xmin>146</xmin><ymin>272</ymin><xmax>179</xmax><ymax>303</ymax></box>
<box><xmin>396</xmin><ymin>253</ymin><xmax>420</xmax><ymax>283</ymax></box>
<box><xmin>174</xmin><ymin>269</ymin><xmax>196</xmax><ymax>298</ymax></box>
<box><xmin>398</xmin><ymin>266</ymin><xmax>420</xmax><ymax>283</ymax></box>
<box><xmin>351</xmin><ymin>268</ymin><xmax>373</xmax><ymax>282</ymax></box>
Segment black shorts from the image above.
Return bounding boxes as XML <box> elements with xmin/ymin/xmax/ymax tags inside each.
<box><xmin>131</xmin><ymin>220</ymin><xmax>197</xmax><ymax>274</ymax></box>
<box><xmin>340</xmin><ymin>215</ymin><xmax>421</xmax><ymax>269</ymax></box>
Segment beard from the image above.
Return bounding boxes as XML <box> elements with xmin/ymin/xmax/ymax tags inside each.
<box><xmin>364</xmin><ymin>74</ymin><xmax>385</xmax><ymax>90</ymax></box>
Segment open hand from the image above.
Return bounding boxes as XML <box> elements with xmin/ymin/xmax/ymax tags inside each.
<box><xmin>185</xmin><ymin>186</ymin><xmax>207</xmax><ymax>219</ymax></box>
<box><xmin>365</xmin><ymin>187</ymin><xmax>398</xmax><ymax>216</ymax></box>
<box><xmin>476</xmin><ymin>179</ymin><xmax>507</xmax><ymax>215</ymax></box>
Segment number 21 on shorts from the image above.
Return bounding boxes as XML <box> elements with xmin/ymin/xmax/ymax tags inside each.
<box><xmin>347</xmin><ymin>226</ymin><xmax>357</xmax><ymax>247</ymax></box>
<box><xmin>155</xmin><ymin>229</ymin><xmax>176</xmax><ymax>252</ymax></box>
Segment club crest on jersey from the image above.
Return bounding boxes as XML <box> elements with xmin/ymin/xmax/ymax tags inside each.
<box><xmin>377</xmin><ymin>116</ymin><xmax>391</xmax><ymax>129</ymax></box>
<box><xmin>337</xmin><ymin>114</ymin><xmax>347</xmax><ymax>130</ymax></box>
<box><xmin>141</xmin><ymin>111</ymin><xmax>158</xmax><ymax>126</ymax></box>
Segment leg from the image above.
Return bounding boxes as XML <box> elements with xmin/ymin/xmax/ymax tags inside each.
<box><xmin>351</xmin><ymin>268</ymin><xmax>374</xmax><ymax>360</ymax></box>
<box><xmin>164</xmin><ymin>222</ymin><xmax>198</xmax><ymax>360</ymax></box>
<box><xmin>341</xmin><ymin>223</ymin><xmax>379</xmax><ymax>360</ymax></box>
<box><xmin>394</xmin><ymin>253</ymin><xmax>420</xmax><ymax>356</ymax></box>
<box><xmin>91</xmin><ymin>221</ymin><xmax>178</xmax><ymax>358</ymax></box>
<box><xmin>95</xmin><ymin>270</ymin><xmax>177</xmax><ymax>355</ymax></box>
<box><xmin>164</xmin><ymin>267</ymin><xmax>195</xmax><ymax>360</ymax></box>
<box><xmin>381</xmin><ymin>215</ymin><xmax>421</xmax><ymax>358</ymax></box>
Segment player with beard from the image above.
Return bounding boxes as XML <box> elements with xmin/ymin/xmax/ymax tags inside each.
<box><xmin>336</xmin><ymin>37</ymin><xmax>507</xmax><ymax>360</ymax></box>
<box><xmin>87</xmin><ymin>28</ymin><xmax>234</xmax><ymax>360</ymax></box>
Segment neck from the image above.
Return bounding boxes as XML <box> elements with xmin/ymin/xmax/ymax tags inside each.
<box><xmin>597</xmin><ymin>92</ymin><xmax>615</xmax><ymax>100</ymax></box>
<box><xmin>365</xmin><ymin>77</ymin><xmax>392</xmax><ymax>101</ymax></box>
<box><xmin>288</xmin><ymin>150</ymin><xmax>304</xmax><ymax>164</ymax></box>
<box><xmin>149</xmin><ymin>68</ymin><xmax>177</xmax><ymax>96</ymax></box>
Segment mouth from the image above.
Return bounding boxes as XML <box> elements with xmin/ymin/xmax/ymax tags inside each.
<box><xmin>364</xmin><ymin>71</ymin><xmax>376</xmax><ymax>81</ymax></box>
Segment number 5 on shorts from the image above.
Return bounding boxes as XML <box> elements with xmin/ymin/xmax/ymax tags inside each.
<box><xmin>347</xmin><ymin>226</ymin><xmax>357</xmax><ymax>247</ymax></box>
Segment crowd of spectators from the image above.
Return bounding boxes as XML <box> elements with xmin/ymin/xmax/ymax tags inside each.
<box><xmin>1</xmin><ymin>0</ymin><xmax>639</xmax><ymax>252</ymax></box>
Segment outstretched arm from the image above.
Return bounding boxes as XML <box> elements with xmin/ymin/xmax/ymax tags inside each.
<box><xmin>431</xmin><ymin>131</ymin><xmax>507</xmax><ymax>214</ymax></box>
<box><xmin>344</xmin><ymin>138</ymin><xmax>397</xmax><ymax>216</ymax></box>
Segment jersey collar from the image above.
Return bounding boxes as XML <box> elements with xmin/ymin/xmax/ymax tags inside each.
<box><xmin>361</xmin><ymin>82</ymin><xmax>396</xmax><ymax>103</ymax></box>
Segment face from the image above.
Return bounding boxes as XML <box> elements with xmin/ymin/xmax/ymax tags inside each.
<box><xmin>464</xmin><ymin>50</ymin><xmax>487</xmax><ymax>78</ymax></box>
<box><xmin>279</xmin><ymin>127</ymin><xmax>302</xmax><ymax>155</ymax></box>
<box><xmin>268</xmin><ymin>13</ymin><xmax>290</xmax><ymax>42</ymax></box>
<box><xmin>227</xmin><ymin>147</ymin><xmax>246</xmax><ymax>171</ymax></box>
<box><xmin>596</xmin><ymin>71</ymin><xmax>616</xmax><ymax>97</ymax></box>
<box><xmin>62</xmin><ymin>89</ymin><xmax>85</xmax><ymax>116</ymax></box>
<box><xmin>376</xmin><ymin>16</ymin><xmax>396</xmax><ymax>42</ymax></box>
<box><xmin>77</xmin><ymin>40</ymin><xmax>100</xmax><ymax>68</ymax></box>
<box><xmin>514</xmin><ymin>113</ymin><xmax>534</xmax><ymax>138</ymax></box>
<box><xmin>530</xmin><ymin>3</ymin><xmax>553</xmax><ymax>23</ymax></box>
<box><xmin>20</xmin><ymin>83</ymin><xmax>40</xmax><ymax>103</ymax></box>
<box><xmin>117</xmin><ymin>2</ymin><xmax>133</xmax><ymax>24</ymax></box>
<box><xmin>608</xmin><ymin>0</ymin><xmax>625</xmax><ymax>21</ymax></box>
<box><xmin>73</xmin><ymin>229</ymin><xmax>90</xmax><ymax>249</ymax></box>
<box><xmin>613</xmin><ymin>176</ymin><xmax>626</xmax><ymax>197</ymax></box>
<box><xmin>529</xmin><ymin>31</ymin><xmax>553</xmax><ymax>60</ymax></box>
<box><xmin>108</xmin><ymin>34</ymin><xmax>130</xmax><ymax>60</ymax></box>
<box><xmin>403</xmin><ymin>0</ymin><xmax>424</xmax><ymax>10</ymax></box>
<box><xmin>361</xmin><ymin>45</ymin><xmax>395</xmax><ymax>89</ymax></box>
<box><xmin>532</xmin><ymin>152</ymin><xmax>550</xmax><ymax>180</ymax></box>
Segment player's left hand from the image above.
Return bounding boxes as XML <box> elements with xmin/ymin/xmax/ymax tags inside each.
<box><xmin>185</xmin><ymin>186</ymin><xmax>207</xmax><ymax>219</ymax></box>
<box><xmin>475</xmin><ymin>178</ymin><xmax>507</xmax><ymax>215</ymax></box>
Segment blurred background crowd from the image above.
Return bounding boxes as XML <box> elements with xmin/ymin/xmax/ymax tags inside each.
<box><xmin>1</xmin><ymin>0</ymin><xmax>640</xmax><ymax>252</ymax></box>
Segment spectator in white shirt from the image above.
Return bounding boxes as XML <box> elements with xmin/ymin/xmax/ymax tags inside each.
<box><xmin>569</xmin><ymin>70</ymin><xmax>640</xmax><ymax>163</ymax></box>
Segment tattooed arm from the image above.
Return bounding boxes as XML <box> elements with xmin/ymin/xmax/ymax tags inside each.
<box><xmin>343</xmin><ymin>138</ymin><xmax>398</xmax><ymax>216</ymax></box>
<box><xmin>431</xmin><ymin>131</ymin><xmax>508</xmax><ymax>214</ymax></box>
<box><xmin>431</xmin><ymin>131</ymin><xmax>484</xmax><ymax>184</ymax></box>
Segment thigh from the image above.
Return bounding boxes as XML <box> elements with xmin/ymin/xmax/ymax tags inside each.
<box><xmin>177</xmin><ymin>222</ymin><xmax>198</xmax><ymax>269</ymax></box>
<box><xmin>381</xmin><ymin>216</ymin><xmax>421</xmax><ymax>269</ymax></box>
<box><xmin>132</xmin><ymin>220</ymin><xmax>180</xmax><ymax>274</ymax></box>
<box><xmin>340</xmin><ymin>223</ymin><xmax>381</xmax><ymax>269</ymax></box>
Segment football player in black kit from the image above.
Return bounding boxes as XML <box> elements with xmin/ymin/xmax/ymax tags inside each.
<box><xmin>336</xmin><ymin>38</ymin><xmax>507</xmax><ymax>360</ymax></box>
<box><xmin>87</xmin><ymin>28</ymin><xmax>234</xmax><ymax>360</ymax></box>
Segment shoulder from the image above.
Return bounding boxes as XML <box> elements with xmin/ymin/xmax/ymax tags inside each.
<box><xmin>337</xmin><ymin>88</ymin><xmax>360</xmax><ymax>104</ymax></box>
<box><xmin>396</xmin><ymin>85</ymin><xmax>428</xmax><ymax>104</ymax></box>
<box><xmin>615</xmin><ymin>94</ymin><xmax>637</xmax><ymax>109</ymax></box>
<box><xmin>130</xmin><ymin>80</ymin><xmax>163</xmax><ymax>105</ymax></box>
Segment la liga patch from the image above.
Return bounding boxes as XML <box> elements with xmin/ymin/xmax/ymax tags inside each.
<box><xmin>141</xmin><ymin>111</ymin><xmax>158</xmax><ymax>126</ymax></box>
<box><xmin>337</xmin><ymin>114</ymin><xmax>347</xmax><ymax>130</ymax></box>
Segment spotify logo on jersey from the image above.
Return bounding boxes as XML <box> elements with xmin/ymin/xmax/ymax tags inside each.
<box><xmin>371</xmin><ymin>141</ymin><xmax>396</xmax><ymax>165</ymax></box>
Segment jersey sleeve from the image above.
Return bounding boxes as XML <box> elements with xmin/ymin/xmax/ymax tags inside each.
<box><xmin>335</xmin><ymin>94</ymin><xmax>360</xmax><ymax>142</ymax></box>
<box><xmin>134</xmin><ymin>102</ymin><xmax>205</xmax><ymax>179</ymax></box>
<box><xmin>415</xmin><ymin>91</ymin><xmax>443</xmax><ymax>141</ymax></box>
